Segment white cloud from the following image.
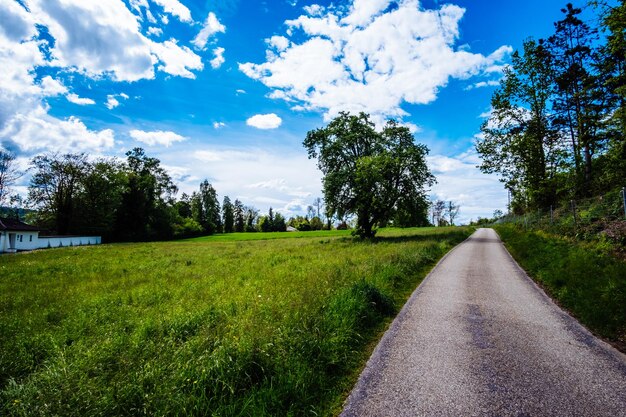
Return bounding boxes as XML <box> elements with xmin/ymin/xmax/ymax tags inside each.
<box><xmin>106</xmin><ymin>95</ymin><xmax>120</xmax><ymax>109</ymax></box>
<box><xmin>267</xmin><ymin>35</ymin><xmax>290</xmax><ymax>52</ymax></box>
<box><xmin>248</xmin><ymin>178</ymin><xmax>311</xmax><ymax>198</ymax></box>
<box><xmin>11</xmin><ymin>0</ymin><xmax>204</xmax><ymax>82</ymax></box>
<box><xmin>0</xmin><ymin>106</ymin><xmax>115</xmax><ymax>153</ymax></box>
<box><xmin>147</xmin><ymin>26</ymin><xmax>163</xmax><ymax>37</ymax></box>
<box><xmin>465</xmin><ymin>80</ymin><xmax>501</xmax><ymax>90</ymax></box>
<box><xmin>342</xmin><ymin>0</ymin><xmax>391</xmax><ymax>27</ymax></box>
<box><xmin>303</xmin><ymin>4</ymin><xmax>325</xmax><ymax>16</ymax></box>
<box><xmin>66</xmin><ymin>93</ymin><xmax>96</xmax><ymax>105</ymax></box>
<box><xmin>192</xmin><ymin>12</ymin><xmax>226</xmax><ymax>50</ymax></box>
<box><xmin>151</xmin><ymin>0</ymin><xmax>192</xmax><ymax>23</ymax></box>
<box><xmin>39</xmin><ymin>76</ymin><xmax>68</xmax><ymax>96</ymax></box>
<box><xmin>236</xmin><ymin>89</ymin><xmax>246</xmax><ymax>94</ymax></box>
<box><xmin>210</xmin><ymin>47</ymin><xmax>225</xmax><ymax>69</ymax></box>
<box><xmin>105</xmin><ymin>93</ymin><xmax>129</xmax><ymax>109</ymax></box>
<box><xmin>150</xmin><ymin>39</ymin><xmax>203</xmax><ymax>78</ymax></box>
<box><xmin>213</xmin><ymin>122</ymin><xmax>226</xmax><ymax>129</ymax></box>
<box><xmin>129</xmin><ymin>129</ymin><xmax>186</xmax><ymax>147</ymax></box>
<box><xmin>246</xmin><ymin>113</ymin><xmax>282</xmax><ymax>129</ymax></box>
<box><xmin>241</xmin><ymin>0</ymin><xmax>511</xmax><ymax>123</ymax></box>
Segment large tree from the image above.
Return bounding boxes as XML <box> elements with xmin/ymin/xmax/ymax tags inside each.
<box><xmin>28</xmin><ymin>153</ymin><xmax>89</xmax><ymax>234</ymax></box>
<box><xmin>304</xmin><ymin>112</ymin><xmax>434</xmax><ymax>238</ymax></box>
<box><xmin>74</xmin><ymin>158</ymin><xmax>126</xmax><ymax>238</ymax></box>
<box><xmin>115</xmin><ymin>148</ymin><xmax>177</xmax><ymax>240</ymax></box>
<box><xmin>476</xmin><ymin>39</ymin><xmax>565</xmax><ymax>211</ymax></box>
<box><xmin>549</xmin><ymin>3</ymin><xmax>604</xmax><ymax>195</ymax></box>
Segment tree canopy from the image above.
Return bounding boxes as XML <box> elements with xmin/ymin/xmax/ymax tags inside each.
<box><xmin>304</xmin><ymin>112</ymin><xmax>434</xmax><ymax>238</ymax></box>
<box><xmin>477</xmin><ymin>2</ymin><xmax>626</xmax><ymax>213</ymax></box>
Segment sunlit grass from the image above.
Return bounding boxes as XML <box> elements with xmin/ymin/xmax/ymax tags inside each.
<box><xmin>0</xmin><ymin>227</ymin><xmax>471</xmax><ymax>416</ymax></box>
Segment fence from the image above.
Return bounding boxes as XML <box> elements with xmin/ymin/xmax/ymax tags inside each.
<box><xmin>500</xmin><ymin>187</ymin><xmax>626</xmax><ymax>241</ymax></box>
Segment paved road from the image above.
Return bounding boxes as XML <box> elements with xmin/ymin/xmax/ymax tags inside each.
<box><xmin>341</xmin><ymin>228</ymin><xmax>626</xmax><ymax>417</ymax></box>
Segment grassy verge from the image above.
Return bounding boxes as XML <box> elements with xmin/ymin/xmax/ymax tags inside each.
<box><xmin>494</xmin><ymin>224</ymin><xmax>626</xmax><ymax>348</ymax></box>
<box><xmin>0</xmin><ymin>227</ymin><xmax>471</xmax><ymax>416</ymax></box>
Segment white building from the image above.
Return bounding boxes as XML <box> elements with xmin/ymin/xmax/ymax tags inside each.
<box><xmin>0</xmin><ymin>217</ymin><xmax>101</xmax><ymax>253</ymax></box>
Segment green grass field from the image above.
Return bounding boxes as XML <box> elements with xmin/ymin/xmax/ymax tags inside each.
<box><xmin>0</xmin><ymin>227</ymin><xmax>471</xmax><ymax>416</ymax></box>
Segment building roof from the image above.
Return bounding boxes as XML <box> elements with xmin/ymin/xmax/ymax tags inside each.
<box><xmin>0</xmin><ymin>217</ymin><xmax>42</xmax><ymax>232</ymax></box>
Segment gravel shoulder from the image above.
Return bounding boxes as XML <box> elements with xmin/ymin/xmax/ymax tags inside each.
<box><xmin>340</xmin><ymin>228</ymin><xmax>626</xmax><ymax>417</ymax></box>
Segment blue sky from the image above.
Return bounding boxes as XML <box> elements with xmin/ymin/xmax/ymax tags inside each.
<box><xmin>0</xmin><ymin>0</ymin><xmax>588</xmax><ymax>223</ymax></box>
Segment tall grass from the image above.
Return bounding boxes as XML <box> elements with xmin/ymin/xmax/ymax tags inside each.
<box><xmin>0</xmin><ymin>227</ymin><xmax>471</xmax><ymax>416</ymax></box>
<box><xmin>495</xmin><ymin>224</ymin><xmax>626</xmax><ymax>347</ymax></box>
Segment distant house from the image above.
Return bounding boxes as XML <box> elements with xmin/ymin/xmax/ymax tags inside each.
<box><xmin>0</xmin><ymin>217</ymin><xmax>41</xmax><ymax>253</ymax></box>
<box><xmin>0</xmin><ymin>217</ymin><xmax>101</xmax><ymax>253</ymax></box>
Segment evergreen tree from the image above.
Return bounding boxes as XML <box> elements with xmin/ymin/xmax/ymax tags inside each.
<box><xmin>222</xmin><ymin>195</ymin><xmax>234</xmax><ymax>233</ymax></box>
<box><xmin>548</xmin><ymin>3</ymin><xmax>604</xmax><ymax>195</ymax></box>
<box><xmin>233</xmin><ymin>199</ymin><xmax>245</xmax><ymax>232</ymax></box>
<box><xmin>198</xmin><ymin>180</ymin><xmax>221</xmax><ymax>234</ymax></box>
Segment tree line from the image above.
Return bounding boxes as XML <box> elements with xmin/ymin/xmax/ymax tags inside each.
<box><xmin>0</xmin><ymin>147</ymin><xmax>342</xmax><ymax>241</ymax></box>
<box><xmin>476</xmin><ymin>1</ymin><xmax>625</xmax><ymax>213</ymax></box>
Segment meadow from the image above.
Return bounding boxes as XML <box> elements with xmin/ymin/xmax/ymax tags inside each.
<box><xmin>0</xmin><ymin>227</ymin><xmax>471</xmax><ymax>416</ymax></box>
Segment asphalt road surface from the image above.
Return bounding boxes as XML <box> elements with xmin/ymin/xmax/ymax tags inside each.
<box><xmin>341</xmin><ymin>228</ymin><xmax>626</xmax><ymax>417</ymax></box>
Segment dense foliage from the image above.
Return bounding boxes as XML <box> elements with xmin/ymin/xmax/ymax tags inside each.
<box><xmin>304</xmin><ymin>112</ymin><xmax>435</xmax><ymax>238</ymax></box>
<box><xmin>477</xmin><ymin>2</ymin><xmax>626</xmax><ymax>212</ymax></box>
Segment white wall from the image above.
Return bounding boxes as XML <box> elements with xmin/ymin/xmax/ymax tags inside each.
<box><xmin>38</xmin><ymin>236</ymin><xmax>101</xmax><ymax>249</ymax></box>
<box><xmin>13</xmin><ymin>232</ymin><xmax>40</xmax><ymax>251</ymax></box>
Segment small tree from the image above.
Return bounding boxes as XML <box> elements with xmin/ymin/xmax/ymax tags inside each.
<box><xmin>0</xmin><ymin>150</ymin><xmax>22</xmax><ymax>207</ymax></box>
<box><xmin>447</xmin><ymin>201</ymin><xmax>460</xmax><ymax>225</ymax></box>
<box><xmin>432</xmin><ymin>200</ymin><xmax>446</xmax><ymax>226</ymax></box>
<box><xmin>304</xmin><ymin>112</ymin><xmax>434</xmax><ymax>238</ymax></box>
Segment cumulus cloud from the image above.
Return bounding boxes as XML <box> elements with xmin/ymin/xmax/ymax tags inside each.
<box><xmin>246</xmin><ymin>113</ymin><xmax>282</xmax><ymax>129</ymax></box>
<box><xmin>0</xmin><ymin>106</ymin><xmax>115</xmax><ymax>153</ymax></box>
<box><xmin>213</xmin><ymin>122</ymin><xmax>226</xmax><ymax>129</ymax></box>
<box><xmin>11</xmin><ymin>0</ymin><xmax>205</xmax><ymax>82</ymax></box>
<box><xmin>192</xmin><ymin>12</ymin><xmax>226</xmax><ymax>50</ymax></box>
<box><xmin>39</xmin><ymin>76</ymin><xmax>68</xmax><ymax>96</ymax></box>
<box><xmin>210</xmin><ymin>47</ymin><xmax>225</xmax><ymax>69</ymax></box>
<box><xmin>66</xmin><ymin>93</ymin><xmax>96</xmax><ymax>105</ymax></box>
<box><xmin>129</xmin><ymin>129</ymin><xmax>186</xmax><ymax>147</ymax></box>
<box><xmin>151</xmin><ymin>0</ymin><xmax>192</xmax><ymax>23</ymax></box>
<box><xmin>240</xmin><ymin>0</ymin><xmax>512</xmax><ymax>122</ymax></box>
<box><xmin>150</xmin><ymin>39</ymin><xmax>203</xmax><ymax>78</ymax></box>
